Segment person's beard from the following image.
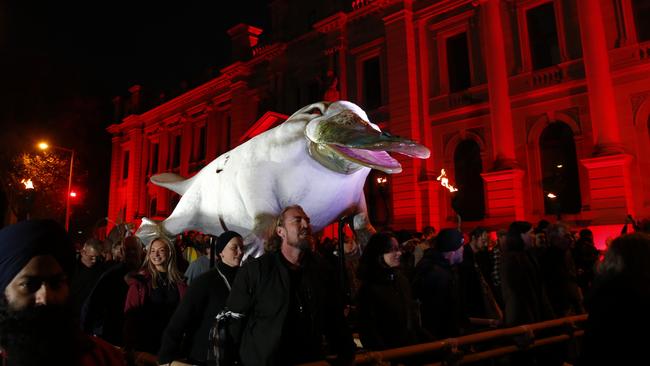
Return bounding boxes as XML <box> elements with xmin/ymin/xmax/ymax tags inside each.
<box><xmin>0</xmin><ymin>300</ymin><xmax>80</xmax><ymax>366</ymax></box>
<box><xmin>289</xmin><ymin>228</ymin><xmax>314</xmax><ymax>251</ymax></box>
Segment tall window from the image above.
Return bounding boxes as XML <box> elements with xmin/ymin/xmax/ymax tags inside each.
<box><xmin>122</xmin><ymin>151</ymin><xmax>130</xmax><ymax>180</ymax></box>
<box><xmin>172</xmin><ymin>134</ymin><xmax>181</xmax><ymax>169</ymax></box>
<box><xmin>453</xmin><ymin>140</ymin><xmax>485</xmax><ymax>221</ymax></box>
<box><xmin>149</xmin><ymin>198</ymin><xmax>157</xmax><ymax>217</ymax></box>
<box><xmin>170</xmin><ymin>193</ymin><xmax>180</xmax><ymax>212</ymax></box>
<box><xmin>447</xmin><ymin>32</ymin><xmax>471</xmax><ymax>92</ymax></box>
<box><xmin>633</xmin><ymin>0</ymin><xmax>650</xmax><ymax>42</ymax></box>
<box><xmin>540</xmin><ymin>122</ymin><xmax>581</xmax><ymax>214</ymax></box>
<box><xmin>363</xmin><ymin>56</ymin><xmax>382</xmax><ymax>110</ymax></box>
<box><xmin>150</xmin><ymin>143</ymin><xmax>159</xmax><ymax>175</ymax></box>
<box><xmin>527</xmin><ymin>2</ymin><xmax>561</xmax><ymax>70</ymax></box>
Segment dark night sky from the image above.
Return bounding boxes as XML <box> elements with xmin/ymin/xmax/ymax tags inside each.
<box><xmin>0</xmin><ymin>1</ymin><xmax>270</xmax><ymax>231</ymax></box>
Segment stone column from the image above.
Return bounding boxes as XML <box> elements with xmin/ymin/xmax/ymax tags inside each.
<box><xmin>125</xmin><ymin>126</ymin><xmax>143</xmax><ymax>222</ymax></box>
<box><xmin>576</xmin><ymin>0</ymin><xmax>624</xmax><ymax>155</ymax></box>
<box><xmin>383</xmin><ymin>3</ymin><xmax>425</xmax><ymax>230</ymax></box>
<box><xmin>480</xmin><ymin>0</ymin><xmax>517</xmax><ymax>169</ymax></box>
<box><xmin>157</xmin><ymin>130</ymin><xmax>170</xmax><ymax>215</ymax></box>
<box><xmin>138</xmin><ymin>136</ymin><xmax>150</xmax><ymax>217</ymax></box>
<box><xmin>577</xmin><ymin>0</ymin><xmax>634</xmax><ymax>221</ymax></box>
<box><xmin>478</xmin><ymin>0</ymin><xmax>525</xmax><ymax>222</ymax></box>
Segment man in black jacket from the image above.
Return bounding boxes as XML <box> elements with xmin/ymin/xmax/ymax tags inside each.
<box><xmin>412</xmin><ymin>228</ymin><xmax>467</xmax><ymax>339</ymax></box>
<box><xmin>226</xmin><ymin>205</ymin><xmax>356</xmax><ymax>366</ymax></box>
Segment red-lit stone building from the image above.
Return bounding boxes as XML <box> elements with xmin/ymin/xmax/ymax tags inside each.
<box><xmin>107</xmin><ymin>0</ymin><xmax>650</xmax><ymax>246</ymax></box>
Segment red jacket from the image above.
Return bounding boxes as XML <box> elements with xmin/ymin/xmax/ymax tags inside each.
<box><xmin>122</xmin><ymin>270</ymin><xmax>187</xmax><ymax>353</ymax></box>
<box><xmin>124</xmin><ymin>271</ymin><xmax>187</xmax><ymax>313</ymax></box>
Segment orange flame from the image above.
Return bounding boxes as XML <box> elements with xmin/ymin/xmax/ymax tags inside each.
<box><xmin>436</xmin><ymin>169</ymin><xmax>458</xmax><ymax>192</ymax></box>
<box><xmin>21</xmin><ymin>179</ymin><xmax>34</xmax><ymax>189</ymax></box>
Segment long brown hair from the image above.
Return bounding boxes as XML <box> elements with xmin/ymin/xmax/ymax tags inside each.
<box><xmin>143</xmin><ymin>237</ymin><xmax>184</xmax><ymax>288</ymax></box>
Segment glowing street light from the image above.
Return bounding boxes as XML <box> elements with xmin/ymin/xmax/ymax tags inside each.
<box><xmin>556</xmin><ymin>164</ymin><xmax>563</xmax><ymax>168</ymax></box>
<box><xmin>547</xmin><ymin>192</ymin><xmax>557</xmax><ymax>199</ymax></box>
<box><xmin>70</xmin><ymin>191</ymin><xmax>77</xmax><ymax>198</ymax></box>
<box><xmin>37</xmin><ymin>141</ymin><xmax>75</xmax><ymax>232</ymax></box>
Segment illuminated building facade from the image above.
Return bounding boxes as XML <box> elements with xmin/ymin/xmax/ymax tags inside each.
<box><xmin>107</xmin><ymin>0</ymin><xmax>650</xmax><ymax>246</ymax></box>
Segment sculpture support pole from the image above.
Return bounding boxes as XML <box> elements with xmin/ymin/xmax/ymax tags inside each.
<box><xmin>338</xmin><ymin>215</ymin><xmax>354</xmax><ymax>305</ymax></box>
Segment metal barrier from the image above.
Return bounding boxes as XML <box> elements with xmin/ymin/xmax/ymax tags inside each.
<box><xmin>300</xmin><ymin>314</ymin><xmax>588</xmax><ymax>366</ymax></box>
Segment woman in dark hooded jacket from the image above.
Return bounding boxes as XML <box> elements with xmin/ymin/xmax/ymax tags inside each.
<box><xmin>158</xmin><ymin>231</ymin><xmax>243</xmax><ymax>365</ymax></box>
<box><xmin>356</xmin><ymin>232</ymin><xmax>426</xmax><ymax>351</ymax></box>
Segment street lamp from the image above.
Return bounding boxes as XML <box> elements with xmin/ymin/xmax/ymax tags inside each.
<box><xmin>38</xmin><ymin>141</ymin><xmax>75</xmax><ymax>232</ymax></box>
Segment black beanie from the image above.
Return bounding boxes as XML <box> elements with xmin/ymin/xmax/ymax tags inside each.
<box><xmin>216</xmin><ymin>231</ymin><xmax>242</xmax><ymax>254</ymax></box>
<box><xmin>0</xmin><ymin>219</ymin><xmax>74</xmax><ymax>291</ymax></box>
<box><xmin>436</xmin><ymin>228</ymin><xmax>464</xmax><ymax>252</ymax></box>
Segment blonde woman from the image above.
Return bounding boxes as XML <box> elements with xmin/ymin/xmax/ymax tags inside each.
<box><xmin>124</xmin><ymin>237</ymin><xmax>187</xmax><ymax>358</ymax></box>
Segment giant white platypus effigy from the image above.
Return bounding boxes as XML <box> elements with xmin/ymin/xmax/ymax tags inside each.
<box><xmin>135</xmin><ymin>100</ymin><xmax>430</xmax><ymax>258</ymax></box>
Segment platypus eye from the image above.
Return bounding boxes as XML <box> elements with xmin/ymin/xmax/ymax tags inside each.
<box><xmin>307</xmin><ymin>107</ymin><xmax>322</xmax><ymax>116</ymax></box>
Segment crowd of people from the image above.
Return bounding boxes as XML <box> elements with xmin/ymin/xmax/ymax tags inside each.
<box><xmin>0</xmin><ymin>209</ymin><xmax>648</xmax><ymax>366</ymax></box>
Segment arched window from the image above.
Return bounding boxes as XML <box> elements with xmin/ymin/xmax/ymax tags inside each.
<box><xmin>540</xmin><ymin>122</ymin><xmax>581</xmax><ymax>215</ymax></box>
<box><xmin>453</xmin><ymin>139</ymin><xmax>485</xmax><ymax>221</ymax></box>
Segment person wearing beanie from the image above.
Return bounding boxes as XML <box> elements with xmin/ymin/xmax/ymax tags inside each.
<box><xmin>412</xmin><ymin>228</ymin><xmax>468</xmax><ymax>339</ymax></box>
<box><xmin>158</xmin><ymin>230</ymin><xmax>243</xmax><ymax>365</ymax></box>
<box><xmin>0</xmin><ymin>219</ymin><xmax>126</xmax><ymax>366</ymax></box>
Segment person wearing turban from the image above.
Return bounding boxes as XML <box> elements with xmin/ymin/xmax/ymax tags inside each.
<box><xmin>0</xmin><ymin>219</ymin><xmax>126</xmax><ymax>366</ymax></box>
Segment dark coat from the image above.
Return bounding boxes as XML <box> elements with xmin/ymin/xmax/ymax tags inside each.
<box><xmin>579</xmin><ymin>274</ymin><xmax>650</xmax><ymax>365</ymax></box>
<box><xmin>500</xmin><ymin>249</ymin><xmax>554</xmax><ymax>326</ymax></box>
<box><xmin>357</xmin><ymin>267</ymin><xmax>421</xmax><ymax>350</ymax></box>
<box><xmin>71</xmin><ymin>259</ymin><xmax>107</xmax><ymax>315</ymax></box>
<box><xmin>123</xmin><ymin>271</ymin><xmax>187</xmax><ymax>354</ymax></box>
<box><xmin>412</xmin><ymin>249</ymin><xmax>467</xmax><ymax>339</ymax></box>
<box><xmin>540</xmin><ymin>245</ymin><xmax>584</xmax><ymax>317</ymax></box>
<box><xmin>81</xmin><ymin>262</ymin><xmax>132</xmax><ymax>346</ymax></box>
<box><xmin>226</xmin><ymin>250</ymin><xmax>355</xmax><ymax>366</ymax></box>
<box><xmin>158</xmin><ymin>262</ymin><xmax>237</xmax><ymax>364</ymax></box>
<box><xmin>460</xmin><ymin>247</ymin><xmax>490</xmax><ymax>318</ymax></box>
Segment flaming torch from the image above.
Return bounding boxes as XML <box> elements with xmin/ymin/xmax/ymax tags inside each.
<box><xmin>20</xmin><ymin>179</ymin><xmax>35</xmax><ymax>219</ymax></box>
<box><xmin>437</xmin><ymin>169</ymin><xmax>461</xmax><ymax>229</ymax></box>
<box><xmin>436</xmin><ymin>169</ymin><xmax>458</xmax><ymax>192</ymax></box>
<box><xmin>21</xmin><ymin>179</ymin><xmax>34</xmax><ymax>190</ymax></box>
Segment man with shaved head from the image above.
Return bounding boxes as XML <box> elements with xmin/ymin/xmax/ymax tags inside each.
<box><xmin>0</xmin><ymin>219</ymin><xmax>125</xmax><ymax>366</ymax></box>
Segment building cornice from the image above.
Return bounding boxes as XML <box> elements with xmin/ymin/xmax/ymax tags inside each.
<box><xmin>138</xmin><ymin>76</ymin><xmax>230</xmax><ymax>125</ymax></box>
<box><xmin>313</xmin><ymin>12</ymin><xmax>348</xmax><ymax>34</ymax></box>
<box><xmin>414</xmin><ymin>0</ymin><xmax>475</xmax><ymax>22</ymax></box>
<box><xmin>250</xmin><ymin>43</ymin><xmax>288</xmax><ymax>65</ymax></box>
